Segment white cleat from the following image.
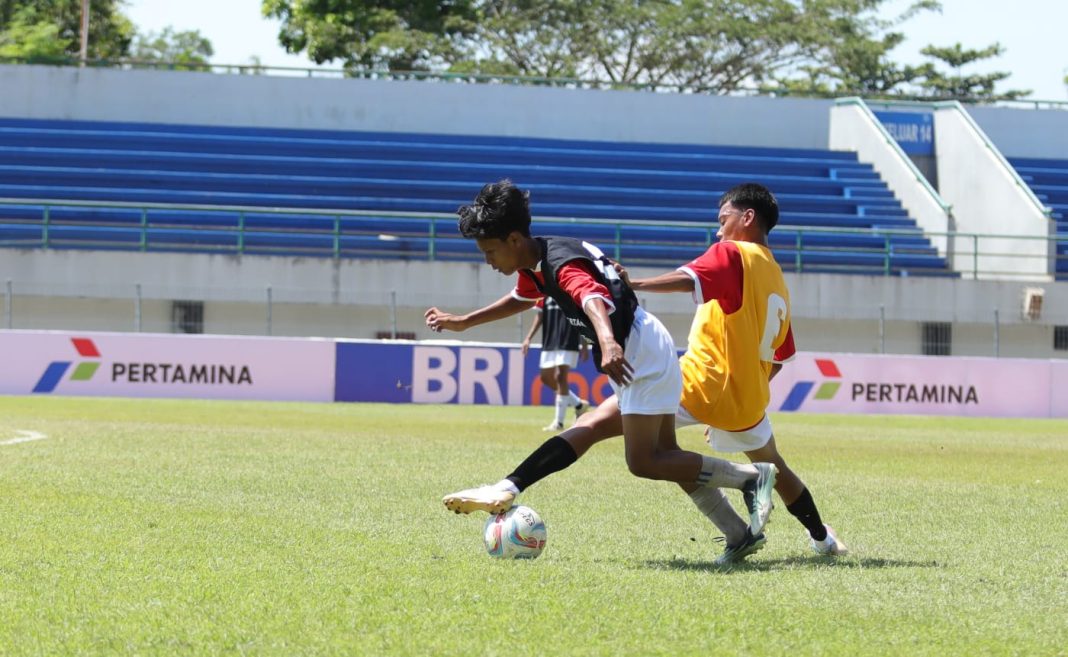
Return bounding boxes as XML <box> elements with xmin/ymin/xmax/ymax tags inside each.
<box><xmin>811</xmin><ymin>524</ymin><xmax>849</xmax><ymax>556</ymax></box>
<box><xmin>442</xmin><ymin>485</ymin><xmax>516</xmax><ymax>515</ymax></box>
<box><xmin>543</xmin><ymin>421</ymin><xmax>564</xmax><ymax>432</ymax></box>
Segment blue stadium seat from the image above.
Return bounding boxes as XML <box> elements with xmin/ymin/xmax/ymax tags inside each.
<box><xmin>0</xmin><ymin>117</ymin><xmax>952</xmax><ymax>276</ymax></box>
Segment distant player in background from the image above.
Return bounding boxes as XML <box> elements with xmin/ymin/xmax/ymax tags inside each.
<box><xmin>522</xmin><ymin>297</ymin><xmax>591</xmax><ymax>431</ymax></box>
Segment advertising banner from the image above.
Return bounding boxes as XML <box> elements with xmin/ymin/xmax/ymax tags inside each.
<box><xmin>770</xmin><ymin>352</ymin><xmax>1058</xmax><ymax>418</ymax></box>
<box><xmin>0</xmin><ymin>330</ymin><xmax>335</xmax><ymax>401</ymax></box>
<box><xmin>334</xmin><ymin>339</ymin><xmax>616</xmax><ymax>406</ymax></box>
<box><xmin>1050</xmin><ymin>360</ymin><xmax>1068</xmax><ymax>418</ymax></box>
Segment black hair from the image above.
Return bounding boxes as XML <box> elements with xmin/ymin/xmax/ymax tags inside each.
<box><xmin>457</xmin><ymin>179</ymin><xmax>532</xmax><ymax>240</ymax></box>
<box><xmin>719</xmin><ymin>182</ymin><xmax>779</xmax><ymax>232</ymax></box>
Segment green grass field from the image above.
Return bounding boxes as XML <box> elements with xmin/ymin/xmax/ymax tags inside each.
<box><xmin>1</xmin><ymin>397</ymin><xmax>1066</xmax><ymax>656</ymax></box>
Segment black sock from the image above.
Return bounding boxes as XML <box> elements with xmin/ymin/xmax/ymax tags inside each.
<box><xmin>786</xmin><ymin>488</ymin><xmax>827</xmax><ymax>541</ymax></box>
<box><xmin>506</xmin><ymin>436</ymin><xmax>578</xmax><ymax>492</ymax></box>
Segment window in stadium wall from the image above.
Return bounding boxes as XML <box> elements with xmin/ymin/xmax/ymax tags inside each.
<box><xmin>921</xmin><ymin>322</ymin><xmax>952</xmax><ymax>356</ymax></box>
<box><xmin>1055</xmin><ymin>326</ymin><xmax>1068</xmax><ymax>351</ymax></box>
<box><xmin>171</xmin><ymin>301</ymin><xmax>205</xmax><ymax>334</ymax></box>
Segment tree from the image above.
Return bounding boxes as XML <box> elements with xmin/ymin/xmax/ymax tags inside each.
<box><xmin>262</xmin><ymin>0</ymin><xmax>478</xmax><ymax>71</ymax></box>
<box><xmin>0</xmin><ymin>6</ymin><xmax>68</xmax><ymax>59</ymax></box>
<box><xmin>0</xmin><ymin>0</ymin><xmax>134</xmax><ymax>60</ymax></box>
<box><xmin>913</xmin><ymin>43</ymin><xmax>1028</xmax><ymax>101</ymax></box>
<box><xmin>131</xmin><ymin>27</ymin><xmax>214</xmax><ymax>69</ymax></box>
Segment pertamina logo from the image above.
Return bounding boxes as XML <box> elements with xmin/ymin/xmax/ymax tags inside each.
<box><xmin>33</xmin><ymin>337</ymin><xmax>102</xmax><ymax>393</ymax></box>
<box><xmin>779</xmin><ymin>357</ymin><xmax>979</xmax><ymax>411</ymax></box>
<box><xmin>32</xmin><ymin>336</ymin><xmax>255</xmax><ymax>394</ymax></box>
<box><xmin>779</xmin><ymin>358</ymin><xmax>842</xmax><ymax>411</ymax></box>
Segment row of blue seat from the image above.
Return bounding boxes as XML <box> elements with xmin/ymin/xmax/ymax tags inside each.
<box><xmin>0</xmin><ymin>117</ymin><xmax>866</xmax><ymax>160</ymax></box>
<box><xmin>1011</xmin><ymin>155</ymin><xmax>1068</xmax><ymax>278</ymax></box>
<box><xmin>0</xmin><ymin>127</ymin><xmax>881</xmax><ymax>178</ymax></box>
<box><xmin>0</xmin><ymin>184</ymin><xmax>910</xmax><ymax>222</ymax></box>
<box><xmin>0</xmin><ymin>118</ymin><xmax>949</xmax><ymax>276</ymax></box>
<box><xmin>0</xmin><ymin>148</ymin><xmax>886</xmax><ymax>194</ymax></box>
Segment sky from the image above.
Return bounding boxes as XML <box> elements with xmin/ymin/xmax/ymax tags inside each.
<box><xmin>123</xmin><ymin>0</ymin><xmax>1068</xmax><ymax>101</ymax></box>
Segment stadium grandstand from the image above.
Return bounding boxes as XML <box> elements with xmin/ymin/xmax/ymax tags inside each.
<box><xmin>0</xmin><ymin>63</ymin><xmax>1066</xmax><ymax>356</ymax></box>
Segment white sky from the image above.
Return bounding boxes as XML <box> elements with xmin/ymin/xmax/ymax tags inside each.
<box><xmin>123</xmin><ymin>0</ymin><xmax>1068</xmax><ymax>100</ymax></box>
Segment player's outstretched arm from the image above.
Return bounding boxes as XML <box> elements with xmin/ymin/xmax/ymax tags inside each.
<box><xmin>613</xmin><ymin>261</ymin><xmax>694</xmax><ymax>294</ymax></box>
<box><xmin>425</xmin><ymin>293</ymin><xmax>534</xmax><ymax>333</ymax></box>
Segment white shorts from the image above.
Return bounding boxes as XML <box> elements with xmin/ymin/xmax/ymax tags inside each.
<box><xmin>610</xmin><ymin>307</ymin><xmax>683</xmax><ymax>416</ymax></box>
<box><xmin>675</xmin><ymin>404</ymin><xmax>774</xmax><ymax>453</ymax></box>
<box><xmin>539</xmin><ymin>349</ymin><xmax>579</xmax><ymax>369</ymax></box>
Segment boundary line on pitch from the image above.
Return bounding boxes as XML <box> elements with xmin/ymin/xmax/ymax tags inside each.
<box><xmin>0</xmin><ymin>430</ymin><xmax>48</xmax><ymax>446</ymax></box>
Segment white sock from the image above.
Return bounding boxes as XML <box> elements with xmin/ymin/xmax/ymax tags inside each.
<box><xmin>568</xmin><ymin>390</ymin><xmax>583</xmax><ymax>407</ymax></box>
<box><xmin>492</xmin><ymin>479</ymin><xmax>520</xmax><ymax>495</ymax></box>
<box><xmin>554</xmin><ymin>394</ymin><xmax>568</xmax><ymax>425</ymax></box>
<box><xmin>696</xmin><ymin>456</ymin><xmax>758</xmax><ymax>490</ymax></box>
<box><xmin>689</xmin><ymin>487</ymin><xmax>747</xmax><ymax>545</ymax></box>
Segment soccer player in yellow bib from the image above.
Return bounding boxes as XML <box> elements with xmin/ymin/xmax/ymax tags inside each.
<box><xmin>598</xmin><ymin>182</ymin><xmax>846</xmax><ymax>561</ymax></box>
<box><xmin>442</xmin><ymin>182</ymin><xmax>845</xmax><ymax>565</ymax></box>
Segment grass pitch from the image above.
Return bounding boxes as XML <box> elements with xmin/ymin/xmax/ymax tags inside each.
<box><xmin>1</xmin><ymin>397</ymin><xmax>1066</xmax><ymax>656</ymax></box>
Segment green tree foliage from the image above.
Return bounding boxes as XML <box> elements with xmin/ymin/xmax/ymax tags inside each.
<box><xmin>0</xmin><ymin>0</ymin><xmax>134</xmax><ymax>60</ymax></box>
<box><xmin>914</xmin><ymin>42</ymin><xmax>1028</xmax><ymax>101</ymax></box>
<box><xmin>263</xmin><ymin>0</ymin><xmax>983</xmax><ymax>97</ymax></box>
<box><xmin>131</xmin><ymin>27</ymin><xmax>214</xmax><ymax>69</ymax></box>
<box><xmin>262</xmin><ymin>0</ymin><xmax>478</xmax><ymax>71</ymax></box>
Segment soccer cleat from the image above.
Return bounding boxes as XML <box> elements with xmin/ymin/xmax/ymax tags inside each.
<box><xmin>714</xmin><ymin>529</ymin><xmax>767</xmax><ymax>566</ymax></box>
<box><xmin>811</xmin><ymin>524</ymin><xmax>849</xmax><ymax>556</ymax></box>
<box><xmin>442</xmin><ymin>485</ymin><xmax>516</xmax><ymax>515</ymax></box>
<box><xmin>543</xmin><ymin>421</ymin><xmax>565</xmax><ymax>432</ymax></box>
<box><xmin>741</xmin><ymin>463</ymin><xmax>778</xmax><ymax>536</ymax></box>
<box><xmin>573</xmin><ymin>399</ymin><xmax>591</xmax><ymax>418</ymax></box>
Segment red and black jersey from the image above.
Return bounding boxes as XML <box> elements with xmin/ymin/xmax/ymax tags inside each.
<box><xmin>512</xmin><ymin>236</ymin><xmax>638</xmax><ymax>366</ymax></box>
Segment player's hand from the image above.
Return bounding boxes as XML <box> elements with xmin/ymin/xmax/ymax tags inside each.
<box><xmin>521</xmin><ymin>338</ymin><xmax>531</xmax><ymax>356</ymax></box>
<box><xmin>579</xmin><ymin>343</ymin><xmax>590</xmax><ymax>363</ymax></box>
<box><xmin>599</xmin><ymin>340</ymin><xmax>633</xmax><ymax>386</ymax></box>
<box><xmin>611</xmin><ymin>260</ymin><xmax>632</xmax><ymax>288</ymax></box>
<box><xmin>424</xmin><ymin>307</ymin><xmax>466</xmax><ymax>333</ymax></box>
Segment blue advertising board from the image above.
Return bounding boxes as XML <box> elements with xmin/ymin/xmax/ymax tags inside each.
<box><xmin>873</xmin><ymin>110</ymin><xmax>934</xmax><ymax>156</ymax></box>
<box><xmin>334</xmin><ymin>340</ymin><xmax>614</xmax><ymax>405</ymax></box>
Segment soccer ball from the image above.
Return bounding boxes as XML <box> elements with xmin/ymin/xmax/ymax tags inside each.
<box><xmin>483</xmin><ymin>505</ymin><xmax>547</xmax><ymax>559</ymax></box>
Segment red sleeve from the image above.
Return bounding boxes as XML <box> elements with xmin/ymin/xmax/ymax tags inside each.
<box><xmin>773</xmin><ymin>324</ymin><xmax>796</xmax><ymax>363</ymax></box>
<box><xmin>677</xmin><ymin>241</ymin><xmax>744</xmax><ymax>314</ymax></box>
<box><xmin>512</xmin><ymin>271</ymin><xmax>543</xmax><ymax>302</ymax></box>
<box><xmin>556</xmin><ymin>261</ymin><xmax>615</xmax><ymax>314</ymax></box>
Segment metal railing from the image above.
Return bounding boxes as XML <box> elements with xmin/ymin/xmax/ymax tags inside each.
<box><xmin>1</xmin><ymin>197</ymin><xmax>1065</xmax><ymax>280</ymax></box>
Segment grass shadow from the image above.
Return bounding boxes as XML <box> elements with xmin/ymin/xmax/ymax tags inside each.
<box><xmin>641</xmin><ymin>555</ymin><xmax>942</xmax><ymax>574</ymax></box>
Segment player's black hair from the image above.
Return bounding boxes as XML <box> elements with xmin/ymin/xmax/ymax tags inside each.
<box><xmin>457</xmin><ymin>179</ymin><xmax>532</xmax><ymax>240</ymax></box>
<box><xmin>719</xmin><ymin>182</ymin><xmax>779</xmax><ymax>233</ymax></box>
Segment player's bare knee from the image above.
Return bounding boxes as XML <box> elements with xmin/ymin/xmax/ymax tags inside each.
<box><xmin>625</xmin><ymin>454</ymin><xmax>659</xmax><ymax>479</ymax></box>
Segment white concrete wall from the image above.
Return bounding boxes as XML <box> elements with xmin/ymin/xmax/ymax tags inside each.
<box><xmin>2</xmin><ymin>249</ymin><xmax>1066</xmax><ymax>357</ymax></box>
<box><xmin>933</xmin><ymin>104</ymin><xmax>1055</xmax><ymax>280</ymax></box>
<box><xmin>829</xmin><ymin>100</ymin><xmax>951</xmax><ymax>257</ymax></box>
<box><xmin>0</xmin><ymin>64</ymin><xmax>833</xmax><ymax>148</ymax></box>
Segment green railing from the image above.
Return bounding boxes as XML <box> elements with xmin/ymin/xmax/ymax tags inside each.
<box><xmin>1</xmin><ymin>197</ymin><xmax>1065</xmax><ymax>280</ymax></box>
<box><xmin>4</xmin><ymin>56</ymin><xmax>1068</xmax><ymax>108</ymax></box>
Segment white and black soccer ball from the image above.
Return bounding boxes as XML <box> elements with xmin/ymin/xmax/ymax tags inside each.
<box><xmin>483</xmin><ymin>505</ymin><xmax>547</xmax><ymax>559</ymax></box>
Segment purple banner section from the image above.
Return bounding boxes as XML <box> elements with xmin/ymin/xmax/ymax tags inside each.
<box><xmin>0</xmin><ymin>330</ymin><xmax>335</xmax><ymax>401</ymax></box>
<box><xmin>334</xmin><ymin>339</ymin><xmax>614</xmax><ymax>405</ymax></box>
<box><xmin>770</xmin><ymin>352</ymin><xmax>1067</xmax><ymax>419</ymax></box>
